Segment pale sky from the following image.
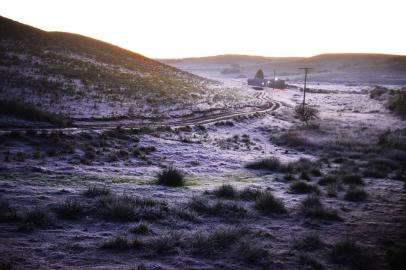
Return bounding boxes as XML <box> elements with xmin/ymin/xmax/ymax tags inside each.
<box><xmin>1</xmin><ymin>0</ymin><xmax>405</xmax><ymax>58</ymax></box>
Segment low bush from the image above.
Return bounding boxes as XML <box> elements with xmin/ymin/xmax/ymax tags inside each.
<box><xmin>82</xmin><ymin>185</ymin><xmax>111</xmax><ymax>197</ymax></box>
<box><xmin>156</xmin><ymin>167</ymin><xmax>185</xmax><ymax>187</ymax></box>
<box><xmin>0</xmin><ymin>99</ymin><xmax>71</xmax><ymax>127</ymax></box>
<box><xmin>55</xmin><ymin>198</ymin><xmax>84</xmax><ymax>220</ymax></box>
<box><xmin>290</xmin><ymin>181</ymin><xmax>319</xmax><ymax>194</ymax></box>
<box><xmin>294</xmin><ymin>105</ymin><xmax>319</xmax><ymax>126</ymax></box>
<box><xmin>255</xmin><ymin>191</ymin><xmax>287</xmax><ymax>214</ymax></box>
<box><xmin>188</xmin><ymin>197</ymin><xmax>247</xmax><ymax>218</ymax></box>
<box><xmin>101</xmin><ymin>236</ymin><xmax>142</xmax><ymax>250</ymax></box>
<box><xmin>294</xmin><ymin>234</ymin><xmax>323</xmax><ymax>251</ymax></box>
<box><xmin>330</xmin><ymin>240</ymin><xmax>376</xmax><ymax>270</ymax></box>
<box><xmin>0</xmin><ymin>199</ymin><xmax>19</xmax><ymax>222</ymax></box>
<box><xmin>20</xmin><ymin>208</ymin><xmax>52</xmax><ymax>231</ymax></box>
<box><xmin>245</xmin><ymin>157</ymin><xmax>282</xmax><ymax>172</ymax></box>
<box><xmin>190</xmin><ymin>226</ymin><xmax>246</xmax><ymax>256</ymax></box>
<box><xmin>301</xmin><ymin>195</ymin><xmax>340</xmax><ymax>221</ymax></box>
<box><xmin>239</xmin><ymin>187</ymin><xmax>262</xmax><ymax>201</ymax></box>
<box><xmin>130</xmin><ymin>222</ymin><xmax>151</xmax><ymax>234</ymax></box>
<box><xmin>344</xmin><ymin>187</ymin><xmax>368</xmax><ymax>202</ymax></box>
<box><xmin>341</xmin><ymin>174</ymin><xmax>364</xmax><ymax>185</ymax></box>
<box><xmin>213</xmin><ymin>184</ymin><xmax>237</xmax><ymax>199</ymax></box>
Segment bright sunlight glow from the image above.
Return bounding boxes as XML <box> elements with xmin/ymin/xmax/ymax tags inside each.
<box><xmin>1</xmin><ymin>0</ymin><xmax>405</xmax><ymax>58</ymax></box>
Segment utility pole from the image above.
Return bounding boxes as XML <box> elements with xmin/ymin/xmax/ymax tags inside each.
<box><xmin>298</xmin><ymin>67</ymin><xmax>313</xmax><ymax>109</ymax></box>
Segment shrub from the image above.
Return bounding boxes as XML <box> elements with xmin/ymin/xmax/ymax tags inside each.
<box><xmin>188</xmin><ymin>197</ymin><xmax>247</xmax><ymax>218</ymax></box>
<box><xmin>0</xmin><ymin>199</ymin><xmax>19</xmax><ymax>222</ymax></box>
<box><xmin>386</xmin><ymin>246</ymin><xmax>406</xmax><ymax>270</ymax></box>
<box><xmin>190</xmin><ymin>226</ymin><xmax>246</xmax><ymax>256</ymax></box>
<box><xmin>239</xmin><ymin>187</ymin><xmax>261</xmax><ymax>201</ymax></box>
<box><xmin>245</xmin><ymin>157</ymin><xmax>282</xmax><ymax>172</ymax></box>
<box><xmin>101</xmin><ymin>236</ymin><xmax>141</xmax><ymax>250</ymax></box>
<box><xmin>294</xmin><ymin>234</ymin><xmax>323</xmax><ymax>251</ymax></box>
<box><xmin>255</xmin><ymin>191</ymin><xmax>287</xmax><ymax>214</ymax></box>
<box><xmin>290</xmin><ymin>181</ymin><xmax>319</xmax><ymax>194</ymax></box>
<box><xmin>318</xmin><ymin>175</ymin><xmax>338</xmax><ymax>186</ymax></box>
<box><xmin>146</xmin><ymin>233</ymin><xmax>181</xmax><ymax>254</ymax></box>
<box><xmin>20</xmin><ymin>208</ymin><xmax>52</xmax><ymax>231</ymax></box>
<box><xmin>213</xmin><ymin>184</ymin><xmax>237</xmax><ymax>199</ymax></box>
<box><xmin>156</xmin><ymin>167</ymin><xmax>185</xmax><ymax>187</ymax></box>
<box><xmin>0</xmin><ymin>99</ymin><xmax>71</xmax><ymax>127</ymax></box>
<box><xmin>341</xmin><ymin>174</ymin><xmax>364</xmax><ymax>185</ymax></box>
<box><xmin>387</xmin><ymin>91</ymin><xmax>406</xmax><ymax>118</ymax></box>
<box><xmin>55</xmin><ymin>198</ymin><xmax>84</xmax><ymax>219</ymax></box>
<box><xmin>98</xmin><ymin>195</ymin><xmax>167</xmax><ymax>222</ymax></box>
<box><xmin>82</xmin><ymin>185</ymin><xmax>111</xmax><ymax>197</ymax></box>
<box><xmin>294</xmin><ymin>105</ymin><xmax>319</xmax><ymax>125</ymax></box>
<box><xmin>130</xmin><ymin>222</ymin><xmax>151</xmax><ymax>234</ymax></box>
<box><xmin>301</xmin><ymin>195</ymin><xmax>340</xmax><ymax>221</ymax></box>
<box><xmin>234</xmin><ymin>240</ymin><xmax>270</xmax><ymax>265</ymax></box>
<box><xmin>298</xmin><ymin>254</ymin><xmax>324</xmax><ymax>270</ymax></box>
<box><xmin>344</xmin><ymin>187</ymin><xmax>368</xmax><ymax>202</ymax></box>
<box><xmin>330</xmin><ymin>240</ymin><xmax>376</xmax><ymax>270</ymax></box>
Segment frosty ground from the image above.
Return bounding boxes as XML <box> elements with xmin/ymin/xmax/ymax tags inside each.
<box><xmin>1</xmin><ymin>75</ymin><xmax>406</xmax><ymax>269</ymax></box>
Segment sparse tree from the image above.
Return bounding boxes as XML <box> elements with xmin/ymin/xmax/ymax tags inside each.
<box><xmin>294</xmin><ymin>105</ymin><xmax>319</xmax><ymax>126</ymax></box>
<box><xmin>255</xmin><ymin>69</ymin><xmax>264</xmax><ymax>80</ymax></box>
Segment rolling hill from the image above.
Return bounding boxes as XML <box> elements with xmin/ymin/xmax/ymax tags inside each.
<box><xmin>160</xmin><ymin>53</ymin><xmax>406</xmax><ymax>84</ymax></box>
<box><xmin>0</xmin><ymin>16</ymin><xmax>236</xmax><ymax>123</ymax></box>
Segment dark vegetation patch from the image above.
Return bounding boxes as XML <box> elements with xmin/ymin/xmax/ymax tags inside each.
<box><xmin>83</xmin><ymin>185</ymin><xmax>111</xmax><ymax>197</ymax></box>
<box><xmin>329</xmin><ymin>240</ymin><xmax>377</xmax><ymax>270</ymax></box>
<box><xmin>254</xmin><ymin>191</ymin><xmax>287</xmax><ymax>214</ymax></box>
<box><xmin>294</xmin><ymin>234</ymin><xmax>323</xmax><ymax>251</ymax></box>
<box><xmin>0</xmin><ymin>198</ymin><xmax>19</xmax><ymax>222</ymax></box>
<box><xmin>213</xmin><ymin>184</ymin><xmax>237</xmax><ymax>199</ymax></box>
<box><xmin>0</xmin><ymin>99</ymin><xmax>72</xmax><ymax>127</ymax></box>
<box><xmin>370</xmin><ymin>86</ymin><xmax>406</xmax><ymax>118</ymax></box>
<box><xmin>54</xmin><ymin>198</ymin><xmax>84</xmax><ymax>220</ymax></box>
<box><xmin>188</xmin><ymin>197</ymin><xmax>247</xmax><ymax>219</ymax></box>
<box><xmin>19</xmin><ymin>208</ymin><xmax>53</xmax><ymax>231</ymax></box>
<box><xmin>156</xmin><ymin>167</ymin><xmax>185</xmax><ymax>187</ymax></box>
<box><xmin>97</xmin><ymin>195</ymin><xmax>168</xmax><ymax>222</ymax></box>
<box><xmin>301</xmin><ymin>195</ymin><xmax>341</xmax><ymax>221</ymax></box>
<box><xmin>341</xmin><ymin>174</ymin><xmax>364</xmax><ymax>185</ymax></box>
<box><xmin>298</xmin><ymin>254</ymin><xmax>324</xmax><ymax>270</ymax></box>
<box><xmin>344</xmin><ymin>187</ymin><xmax>369</xmax><ymax>202</ymax></box>
<box><xmin>245</xmin><ymin>157</ymin><xmax>282</xmax><ymax>172</ymax></box>
<box><xmin>130</xmin><ymin>222</ymin><xmax>151</xmax><ymax>235</ymax></box>
<box><xmin>290</xmin><ymin>181</ymin><xmax>320</xmax><ymax>194</ymax></box>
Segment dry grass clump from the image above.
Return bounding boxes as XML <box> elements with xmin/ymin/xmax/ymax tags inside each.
<box><xmin>213</xmin><ymin>184</ymin><xmax>238</xmax><ymax>199</ymax></box>
<box><xmin>83</xmin><ymin>185</ymin><xmax>111</xmax><ymax>197</ymax></box>
<box><xmin>55</xmin><ymin>198</ymin><xmax>84</xmax><ymax>220</ymax></box>
<box><xmin>156</xmin><ymin>167</ymin><xmax>185</xmax><ymax>187</ymax></box>
<box><xmin>255</xmin><ymin>191</ymin><xmax>287</xmax><ymax>214</ymax></box>
<box><xmin>329</xmin><ymin>240</ymin><xmax>377</xmax><ymax>270</ymax></box>
<box><xmin>301</xmin><ymin>195</ymin><xmax>341</xmax><ymax>221</ymax></box>
<box><xmin>188</xmin><ymin>197</ymin><xmax>247</xmax><ymax>218</ymax></box>
<box><xmin>245</xmin><ymin>157</ymin><xmax>283</xmax><ymax>172</ymax></box>
<box><xmin>344</xmin><ymin>187</ymin><xmax>369</xmax><ymax>202</ymax></box>
<box><xmin>290</xmin><ymin>181</ymin><xmax>320</xmax><ymax>194</ymax></box>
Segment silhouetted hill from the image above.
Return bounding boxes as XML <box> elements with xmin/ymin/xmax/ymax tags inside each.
<box><xmin>0</xmin><ymin>16</ymin><xmax>215</xmax><ymax>120</ymax></box>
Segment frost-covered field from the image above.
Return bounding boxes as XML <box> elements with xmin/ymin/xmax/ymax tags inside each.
<box><xmin>1</xmin><ymin>72</ymin><xmax>406</xmax><ymax>269</ymax></box>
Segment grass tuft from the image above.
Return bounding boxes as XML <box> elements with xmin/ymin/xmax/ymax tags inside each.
<box><xmin>83</xmin><ymin>186</ymin><xmax>110</xmax><ymax>197</ymax></box>
<box><xmin>344</xmin><ymin>187</ymin><xmax>368</xmax><ymax>202</ymax></box>
<box><xmin>55</xmin><ymin>198</ymin><xmax>83</xmax><ymax>220</ymax></box>
<box><xmin>213</xmin><ymin>184</ymin><xmax>237</xmax><ymax>199</ymax></box>
<box><xmin>255</xmin><ymin>191</ymin><xmax>287</xmax><ymax>214</ymax></box>
<box><xmin>156</xmin><ymin>167</ymin><xmax>185</xmax><ymax>187</ymax></box>
<box><xmin>301</xmin><ymin>195</ymin><xmax>341</xmax><ymax>221</ymax></box>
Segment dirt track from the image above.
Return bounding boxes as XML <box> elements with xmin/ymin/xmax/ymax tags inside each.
<box><xmin>0</xmin><ymin>91</ymin><xmax>282</xmax><ymax>132</ymax></box>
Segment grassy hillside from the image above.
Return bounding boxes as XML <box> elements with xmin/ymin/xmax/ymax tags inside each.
<box><xmin>0</xmin><ymin>16</ymin><xmax>228</xmax><ymax>121</ymax></box>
